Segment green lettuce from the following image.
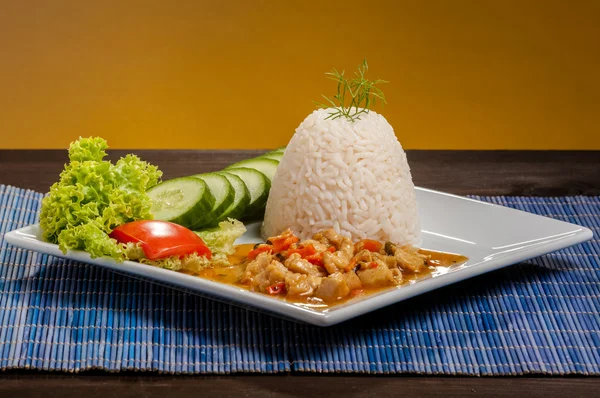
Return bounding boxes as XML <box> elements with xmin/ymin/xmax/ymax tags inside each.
<box><xmin>40</xmin><ymin>137</ymin><xmax>162</xmax><ymax>260</ymax></box>
<box><xmin>123</xmin><ymin>242</ymin><xmax>214</xmax><ymax>272</ymax></box>
<box><xmin>195</xmin><ymin>218</ymin><xmax>247</xmax><ymax>256</ymax></box>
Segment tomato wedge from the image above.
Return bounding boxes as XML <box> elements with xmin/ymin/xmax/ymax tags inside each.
<box><xmin>110</xmin><ymin>220</ymin><xmax>211</xmax><ymax>260</ymax></box>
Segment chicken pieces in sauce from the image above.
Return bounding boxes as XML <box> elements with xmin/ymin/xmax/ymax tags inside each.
<box><xmin>240</xmin><ymin>229</ymin><xmax>430</xmax><ymax>303</ymax></box>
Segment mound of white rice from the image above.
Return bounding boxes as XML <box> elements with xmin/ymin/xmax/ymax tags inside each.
<box><xmin>262</xmin><ymin>108</ymin><xmax>421</xmax><ymax>246</ymax></box>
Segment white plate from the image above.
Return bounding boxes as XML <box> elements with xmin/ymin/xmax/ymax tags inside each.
<box><xmin>4</xmin><ymin>188</ymin><xmax>593</xmax><ymax>326</ymax></box>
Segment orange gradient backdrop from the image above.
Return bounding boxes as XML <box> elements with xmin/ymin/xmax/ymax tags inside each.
<box><xmin>0</xmin><ymin>0</ymin><xmax>598</xmax><ymax>149</ymax></box>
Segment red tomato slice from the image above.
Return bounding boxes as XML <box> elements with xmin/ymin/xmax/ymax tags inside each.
<box><xmin>110</xmin><ymin>220</ymin><xmax>211</xmax><ymax>260</ymax></box>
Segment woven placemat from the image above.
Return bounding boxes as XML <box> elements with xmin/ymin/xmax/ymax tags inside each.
<box><xmin>0</xmin><ymin>184</ymin><xmax>598</xmax><ymax>375</ymax></box>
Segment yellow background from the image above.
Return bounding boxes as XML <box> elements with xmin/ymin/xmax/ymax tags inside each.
<box><xmin>0</xmin><ymin>0</ymin><xmax>598</xmax><ymax>150</ymax></box>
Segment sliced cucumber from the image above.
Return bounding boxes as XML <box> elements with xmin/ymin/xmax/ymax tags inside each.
<box><xmin>259</xmin><ymin>151</ymin><xmax>283</xmax><ymax>162</ymax></box>
<box><xmin>222</xmin><ymin>168</ymin><xmax>270</xmax><ymax>218</ymax></box>
<box><xmin>191</xmin><ymin>172</ymin><xmax>235</xmax><ymax>228</ymax></box>
<box><xmin>213</xmin><ymin>172</ymin><xmax>250</xmax><ymax>222</ymax></box>
<box><xmin>225</xmin><ymin>158</ymin><xmax>279</xmax><ymax>181</ymax></box>
<box><xmin>272</xmin><ymin>146</ymin><xmax>286</xmax><ymax>153</ymax></box>
<box><xmin>147</xmin><ymin>177</ymin><xmax>215</xmax><ymax>229</ymax></box>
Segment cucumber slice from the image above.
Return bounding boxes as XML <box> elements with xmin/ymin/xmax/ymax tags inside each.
<box><xmin>272</xmin><ymin>146</ymin><xmax>286</xmax><ymax>153</ymax></box>
<box><xmin>147</xmin><ymin>177</ymin><xmax>215</xmax><ymax>229</ymax></box>
<box><xmin>222</xmin><ymin>168</ymin><xmax>270</xmax><ymax>218</ymax></box>
<box><xmin>213</xmin><ymin>172</ymin><xmax>250</xmax><ymax>222</ymax></box>
<box><xmin>192</xmin><ymin>173</ymin><xmax>235</xmax><ymax>228</ymax></box>
<box><xmin>225</xmin><ymin>158</ymin><xmax>279</xmax><ymax>181</ymax></box>
<box><xmin>259</xmin><ymin>151</ymin><xmax>283</xmax><ymax>162</ymax></box>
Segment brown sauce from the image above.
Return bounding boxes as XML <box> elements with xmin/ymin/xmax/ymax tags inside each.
<box><xmin>197</xmin><ymin>244</ymin><xmax>468</xmax><ymax>310</ymax></box>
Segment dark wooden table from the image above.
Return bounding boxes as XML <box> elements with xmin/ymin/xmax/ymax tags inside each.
<box><xmin>1</xmin><ymin>149</ymin><xmax>599</xmax><ymax>397</ymax></box>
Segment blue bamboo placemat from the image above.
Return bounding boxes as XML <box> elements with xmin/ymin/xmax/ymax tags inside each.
<box><xmin>0</xmin><ymin>184</ymin><xmax>598</xmax><ymax>375</ymax></box>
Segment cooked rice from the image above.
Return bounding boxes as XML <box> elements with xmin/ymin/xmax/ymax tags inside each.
<box><xmin>262</xmin><ymin>108</ymin><xmax>421</xmax><ymax>246</ymax></box>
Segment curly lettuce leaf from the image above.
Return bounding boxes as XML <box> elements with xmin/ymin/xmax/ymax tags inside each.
<box><xmin>195</xmin><ymin>218</ymin><xmax>246</xmax><ymax>256</ymax></box>
<box><xmin>57</xmin><ymin>221</ymin><xmax>124</xmax><ymax>260</ymax></box>
<box><xmin>122</xmin><ymin>242</ymin><xmax>221</xmax><ymax>273</ymax></box>
<box><xmin>68</xmin><ymin>136</ymin><xmax>108</xmax><ymax>162</ymax></box>
<box><xmin>40</xmin><ymin>137</ymin><xmax>163</xmax><ymax>260</ymax></box>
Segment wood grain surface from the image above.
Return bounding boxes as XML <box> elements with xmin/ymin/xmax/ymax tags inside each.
<box><xmin>1</xmin><ymin>149</ymin><xmax>599</xmax><ymax>196</ymax></box>
<box><xmin>1</xmin><ymin>373</ymin><xmax>599</xmax><ymax>398</ymax></box>
<box><xmin>1</xmin><ymin>149</ymin><xmax>599</xmax><ymax>397</ymax></box>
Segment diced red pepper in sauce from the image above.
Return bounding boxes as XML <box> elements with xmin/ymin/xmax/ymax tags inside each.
<box><xmin>270</xmin><ymin>235</ymin><xmax>299</xmax><ymax>253</ymax></box>
<box><xmin>266</xmin><ymin>282</ymin><xmax>286</xmax><ymax>295</ymax></box>
<box><xmin>287</xmin><ymin>244</ymin><xmax>336</xmax><ymax>266</ymax></box>
<box><xmin>304</xmin><ymin>252</ymin><xmax>324</xmax><ymax>266</ymax></box>
<box><xmin>345</xmin><ymin>258</ymin><xmax>358</xmax><ymax>272</ymax></box>
<box><xmin>368</xmin><ymin>262</ymin><xmax>378</xmax><ymax>269</ymax></box>
<box><xmin>247</xmin><ymin>245</ymin><xmax>273</xmax><ymax>260</ymax></box>
<box><xmin>286</xmin><ymin>243</ymin><xmax>317</xmax><ymax>258</ymax></box>
<box><xmin>359</xmin><ymin>239</ymin><xmax>382</xmax><ymax>253</ymax></box>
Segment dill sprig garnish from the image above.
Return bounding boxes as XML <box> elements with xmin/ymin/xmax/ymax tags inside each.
<box><xmin>317</xmin><ymin>59</ymin><xmax>388</xmax><ymax>122</ymax></box>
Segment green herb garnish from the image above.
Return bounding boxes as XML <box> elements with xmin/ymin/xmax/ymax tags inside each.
<box><xmin>317</xmin><ymin>59</ymin><xmax>387</xmax><ymax>122</ymax></box>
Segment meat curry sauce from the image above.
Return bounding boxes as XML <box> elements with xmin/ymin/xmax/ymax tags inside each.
<box><xmin>197</xmin><ymin>228</ymin><xmax>467</xmax><ymax>309</ymax></box>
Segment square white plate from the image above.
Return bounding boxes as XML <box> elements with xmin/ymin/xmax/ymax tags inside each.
<box><xmin>4</xmin><ymin>187</ymin><xmax>593</xmax><ymax>326</ymax></box>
